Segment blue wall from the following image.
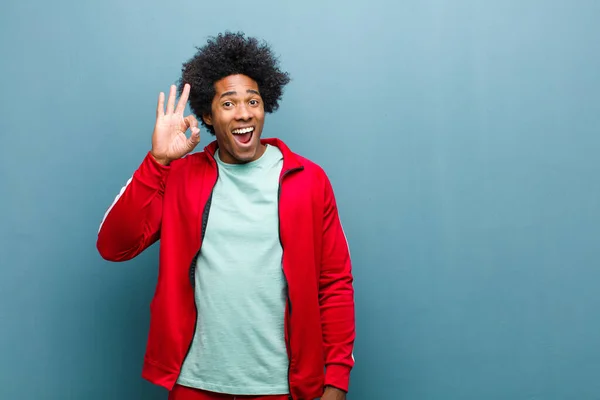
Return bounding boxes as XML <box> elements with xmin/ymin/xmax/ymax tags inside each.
<box><xmin>1</xmin><ymin>0</ymin><xmax>599</xmax><ymax>399</ymax></box>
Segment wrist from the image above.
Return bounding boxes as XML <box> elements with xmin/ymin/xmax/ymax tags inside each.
<box><xmin>324</xmin><ymin>386</ymin><xmax>346</xmax><ymax>399</ymax></box>
<box><xmin>150</xmin><ymin>152</ymin><xmax>171</xmax><ymax>166</ymax></box>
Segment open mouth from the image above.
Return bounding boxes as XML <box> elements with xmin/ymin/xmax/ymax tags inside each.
<box><xmin>231</xmin><ymin>126</ymin><xmax>255</xmax><ymax>145</ymax></box>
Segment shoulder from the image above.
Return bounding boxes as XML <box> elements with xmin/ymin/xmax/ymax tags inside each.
<box><xmin>268</xmin><ymin>138</ymin><xmax>328</xmax><ymax>179</ymax></box>
<box><xmin>170</xmin><ymin>150</ymin><xmax>212</xmax><ymax>169</ymax></box>
<box><xmin>291</xmin><ymin>152</ymin><xmax>335</xmax><ymax>194</ymax></box>
<box><xmin>165</xmin><ymin>151</ymin><xmax>214</xmax><ymax>183</ymax></box>
<box><xmin>286</xmin><ymin>149</ymin><xmax>325</xmax><ymax>176</ymax></box>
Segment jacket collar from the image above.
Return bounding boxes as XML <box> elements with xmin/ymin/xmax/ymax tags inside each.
<box><xmin>204</xmin><ymin>137</ymin><xmax>304</xmax><ymax>172</ymax></box>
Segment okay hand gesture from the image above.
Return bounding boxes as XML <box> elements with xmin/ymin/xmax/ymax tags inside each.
<box><xmin>150</xmin><ymin>83</ymin><xmax>200</xmax><ymax>165</ymax></box>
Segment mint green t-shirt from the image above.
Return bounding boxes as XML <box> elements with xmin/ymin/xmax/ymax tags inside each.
<box><xmin>177</xmin><ymin>144</ymin><xmax>289</xmax><ymax>395</ymax></box>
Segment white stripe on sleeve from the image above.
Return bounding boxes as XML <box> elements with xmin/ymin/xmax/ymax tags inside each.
<box><xmin>98</xmin><ymin>177</ymin><xmax>133</xmax><ymax>233</ymax></box>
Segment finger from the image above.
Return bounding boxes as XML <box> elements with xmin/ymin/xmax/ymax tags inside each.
<box><xmin>156</xmin><ymin>92</ymin><xmax>165</xmax><ymax>117</ymax></box>
<box><xmin>166</xmin><ymin>85</ymin><xmax>176</xmax><ymax>115</ymax></box>
<box><xmin>184</xmin><ymin>114</ymin><xmax>198</xmax><ymax>129</ymax></box>
<box><xmin>176</xmin><ymin>83</ymin><xmax>191</xmax><ymax>115</ymax></box>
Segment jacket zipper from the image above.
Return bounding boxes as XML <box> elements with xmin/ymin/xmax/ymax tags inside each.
<box><xmin>278</xmin><ymin>166</ymin><xmax>304</xmax><ymax>400</ymax></box>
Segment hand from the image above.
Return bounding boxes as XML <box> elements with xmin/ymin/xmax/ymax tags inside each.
<box><xmin>150</xmin><ymin>83</ymin><xmax>200</xmax><ymax>165</ymax></box>
<box><xmin>321</xmin><ymin>386</ymin><xmax>346</xmax><ymax>400</ymax></box>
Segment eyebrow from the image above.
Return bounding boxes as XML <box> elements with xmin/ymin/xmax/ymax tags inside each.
<box><xmin>219</xmin><ymin>89</ymin><xmax>261</xmax><ymax>99</ymax></box>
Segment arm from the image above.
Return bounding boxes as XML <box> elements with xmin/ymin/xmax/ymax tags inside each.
<box><xmin>96</xmin><ymin>153</ymin><xmax>170</xmax><ymax>261</ymax></box>
<box><xmin>97</xmin><ymin>83</ymin><xmax>200</xmax><ymax>261</ymax></box>
<box><xmin>319</xmin><ymin>175</ymin><xmax>356</xmax><ymax>395</ymax></box>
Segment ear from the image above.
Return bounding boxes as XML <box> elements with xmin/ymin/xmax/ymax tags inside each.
<box><xmin>202</xmin><ymin>113</ymin><xmax>213</xmax><ymax>126</ymax></box>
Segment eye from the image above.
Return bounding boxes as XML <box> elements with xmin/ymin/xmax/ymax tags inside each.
<box><xmin>223</xmin><ymin>101</ymin><xmax>234</xmax><ymax>108</ymax></box>
<box><xmin>249</xmin><ymin>99</ymin><xmax>260</xmax><ymax>106</ymax></box>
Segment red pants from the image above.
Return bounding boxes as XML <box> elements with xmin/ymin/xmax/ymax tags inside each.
<box><xmin>168</xmin><ymin>384</ymin><xmax>290</xmax><ymax>400</ymax></box>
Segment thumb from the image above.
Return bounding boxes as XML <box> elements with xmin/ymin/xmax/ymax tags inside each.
<box><xmin>187</xmin><ymin>126</ymin><xmax>201</xmax><ymax>150</ymax></box>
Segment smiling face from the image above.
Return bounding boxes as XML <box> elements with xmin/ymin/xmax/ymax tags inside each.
<box><xmin>203</xmin><ymin>74</ymin><xmax>266</xmax><ymax>164</ymax></box>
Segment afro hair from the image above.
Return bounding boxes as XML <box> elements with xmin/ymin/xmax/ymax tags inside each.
<box><xmin>178</xmin><ymin>31</ymin><xmax>291</xmax><ymax>134</ymax></box>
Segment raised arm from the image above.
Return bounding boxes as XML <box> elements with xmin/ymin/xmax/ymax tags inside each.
<box><xmin>97</xmin><ymin>84</ymin><xmax>200</xmax><ymax>261</ymax></box>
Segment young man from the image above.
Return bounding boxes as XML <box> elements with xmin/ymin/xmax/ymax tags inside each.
<box><xmin>97</xmin><ymin>32</ymin><xmax>355</xmax><ymax>400</ymax></box>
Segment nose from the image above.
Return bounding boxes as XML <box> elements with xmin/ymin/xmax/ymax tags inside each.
<box><xmin>235</xmin><ymin>103</ymin><xmax>252</xmax><ymax>121</ymax></box>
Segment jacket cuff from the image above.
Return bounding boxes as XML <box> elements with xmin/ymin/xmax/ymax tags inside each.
<box><xmin>144</xmin><ymin>151</ymin><xmax>171</xmax><ymax>171</ymax></box>
<box><xmin>325</xmin><ymin>364</ymin><xmax>352</xmax><ymax>393</ymax></box>
<box><xmin>137</xmin><ymin>151</ymin><xmax>170</xmax><ymax>188</ymax></box>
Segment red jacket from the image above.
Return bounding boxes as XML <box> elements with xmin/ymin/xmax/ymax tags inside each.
<box><xmin>97</xmin><ymin>138</ymin><xmax>355</xmax><ymax>399</ymax></box>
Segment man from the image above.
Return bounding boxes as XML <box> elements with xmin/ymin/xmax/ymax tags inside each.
<box><xmin>97</xmin><ymin>32</ymin><xmax>355</xmax><ymax>400</ymax></box>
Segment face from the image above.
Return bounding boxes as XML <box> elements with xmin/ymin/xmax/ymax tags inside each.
<box><xmin>203</xmin><ymin>74</ymin><xmax>266</xmax><ymax>164</ymax></box>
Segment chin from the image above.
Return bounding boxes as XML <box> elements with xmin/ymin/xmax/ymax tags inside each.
<box><xmin>234</xmin><ymin>150</ymin><xmax>258</xmax><ymax>163</ymax></box>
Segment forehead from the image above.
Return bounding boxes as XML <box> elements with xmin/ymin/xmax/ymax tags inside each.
<box><xmin>214</xmin><ymin>74</ymin><xmax>259</xmax><ymax>94</ymax></box>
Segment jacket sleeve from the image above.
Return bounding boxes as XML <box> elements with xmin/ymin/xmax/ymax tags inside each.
<box><xmin>319</xmin><ymin>174</ymin><xmax>356</xmax><ymax>392</ymax></box>
<box><xmin>97</xmin><ymin>152</ymin><xmax>170</xmax><ymax>262</ymax></box>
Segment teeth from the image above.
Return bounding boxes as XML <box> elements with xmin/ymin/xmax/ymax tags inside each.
<box><xmin>232</xmin><ymin>127</ymin><xmax>254</xmax><ymax>135</ymax></box>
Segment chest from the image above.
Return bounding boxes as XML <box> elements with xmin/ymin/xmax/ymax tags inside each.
<box><xmin>208</xmin><ymin>168</ymin><xmax>281</xmax><ymax>241</ymax></box>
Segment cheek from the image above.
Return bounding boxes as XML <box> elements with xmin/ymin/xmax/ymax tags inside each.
<box><xmin>216</xmin><ymin>117</ymin><xmax>230</xmax><ymax>133</ymax></box>
<box><xmin>254</xmin><ymin>111</ymin><xmax>265</xmax><ymax>123</ymax></box>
